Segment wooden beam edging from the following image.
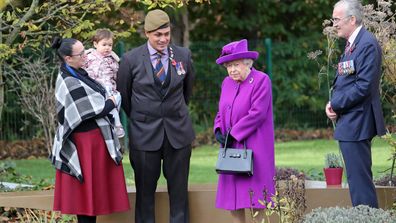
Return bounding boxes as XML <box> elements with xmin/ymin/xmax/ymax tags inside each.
<box><xmin>0</xmin><ymin>182</ymin><xmax>395</xmax><ymax>223</ymax></box>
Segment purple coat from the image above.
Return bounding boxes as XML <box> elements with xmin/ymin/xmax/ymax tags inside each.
<box><xmin>214</xmin><ymin>68</ymin><xmax>275</xmax><ymax>210</ymax></box>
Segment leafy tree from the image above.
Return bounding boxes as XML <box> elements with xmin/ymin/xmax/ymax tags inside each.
<box><xmin>187</xmin><ymin>0</ymin><xmax>335</xmax><ymax>42</ymax></box>
<box><xmin>0</xmin><ymin>0</ymin><xmax>208</xmax><ymax>150</ymax></box>
<box><xmin>0</xmin><ymin>0</ymin><xmax>130</xmax><ymax>125</ymax></box>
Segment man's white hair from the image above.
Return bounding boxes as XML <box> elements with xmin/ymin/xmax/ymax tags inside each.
<box><xmin>335</xmin><ymin>0</ymin><xmax>364</xmax><ymax>25</ymax></box>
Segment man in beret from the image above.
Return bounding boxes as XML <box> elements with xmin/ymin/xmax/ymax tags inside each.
<box><xmin>117</xmin><ymin>9</ymin><xmax>195</xmax><ymax>223</ymax></box>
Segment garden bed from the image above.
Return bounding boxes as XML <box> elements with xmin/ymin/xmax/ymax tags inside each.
<box><xmin>0</xmin><ymin>181</ymin><xmax>394</xmax><ymax>223</ymax></box>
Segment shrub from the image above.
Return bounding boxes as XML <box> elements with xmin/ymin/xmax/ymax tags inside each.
<box><xmin>303</xmin><ymin>205</ymin><xmax>396</xmax><ymax>223</ymax></box>
<box><xmin>253</xmin><ymin>174</ymin><xmax>306</xmax><ymax>223</ymax></box>
<box><xmin>0</xmin><ymin>207</ymin><xmax>76</xmax><ymax>223</ymax></box>
<box><xmin>275</xmin><ymin>167</ymin><xmax>309</xmax><ymax>180</ymax></box>
<box><xmin>374</xmin><ymin>174</ymin><xmax>396</xmax><ymax>186</ymax></box>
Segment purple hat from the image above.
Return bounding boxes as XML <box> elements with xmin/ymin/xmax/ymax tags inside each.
<box><xmin>216</xmin><ymin>39</ymin><xmax>259</xmax><ymax>65</ymax></box>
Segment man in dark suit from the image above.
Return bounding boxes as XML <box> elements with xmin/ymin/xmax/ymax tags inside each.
<box><xmin>117</xmin><ymin>9</ymin><xmax>195</xmax><ymax>223</ymax></box>
<box><xmin>325</xmin><ymin>0</ymin><xmax>386</xmax><ymax>208</ymax></box>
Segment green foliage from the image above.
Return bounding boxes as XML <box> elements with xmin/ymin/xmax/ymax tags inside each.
<box><xmin>0</xmin><ymin>160</ymin><xmax>52</xmax><ymax>192</ymax></box>
<box><xmin>0</xmin><ymin>0</ymin><xmax>210</xmax><ymax>143</ymax></box>
<box><xmin>0</xmin><ymin>208</ymin><xmax>76</xmax><ymax>223</ymax></box>
<box><xmin>1</xmin><ymin>84</ymin><xmax>40</xmax><ymax>140</ymax></box>
<box><xmin>382</xmin><ymin>132</ymin><xmax>396</xmax><ymax>186</ymax></box>
<box><xmin>303</xmin><ymin>205</ymin><xmax>396</xmax><ymax>223</ymax></box>
<box><xmin>141</xmin><ymin>0</ymin><xmax>204</xmax><ymax>9</ymax></box>
<box><xmin>4</xmin><ymin>138</ymin><xmax>390</xmax><ymax>186</ymax></box>
<box><xmin>189</xmin><ymin>40</ymin><xmax>225</xmax><ymax>128</ymax></box>
<box><xmin>0</xmin><ymin>44</ymin><xmax>16</xmax><ymax>60</ymax></box>
<box><xmin>188</xmin><ymin>0</ymin><xmax>334</xmax><ymax>41</ymax></box>
<box><xmin>0</xmin><ymin>160</ymin><xmax>16</xmax><ymax>173</ymax></box>
<box><xmin>0</xmin><ymin>0</ymin><xmax>132</xmax><ymax>59</ymax></box>
<box><xmin>272</xmin><ymin>35</ymin><xmax>330</xmax><ymax>109</ymax></box>
<box><xmin>324</xmin><ymin>152</ymin><xmax>343</xmax><ymax>168</ymax></box>
<box><xmin>271</xmin><ymin>35</ymin><xmax>334</xmax><ymax>129</ymax></box>
<box><xmin>16</xmin><ymin>209</ymin><xmax>76</xmax><ymax>223</ymax></box>
<box><xmin>0</xmin><ymin>160</ymin><xmax>33</xmax><ymax>192</ymax></box>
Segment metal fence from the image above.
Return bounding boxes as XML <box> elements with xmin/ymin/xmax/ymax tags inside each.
<box><xmin>1</xmin><ymin>39</ymin><xmax>393</xmax><ymax>140</ymax></box>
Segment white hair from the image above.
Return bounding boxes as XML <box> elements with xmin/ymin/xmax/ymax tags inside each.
<box><xmin>242</xmin><ymin>59</ymin><xmax>254</xmax><ymax>68</ymax></box>
<box><xmin>335</xmin><ymin>0</ymin><xmax>364</xmax><ymax>25</ymax></box>
<box><xmin>223</xmin><ymin>59</ymin><xmax>254</xmax><ymax>68</ymax></box>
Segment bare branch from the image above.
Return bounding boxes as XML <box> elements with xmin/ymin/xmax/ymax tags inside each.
<box><xmin>30</xmin><ymin>3</ymin><xmax>68</xmax><ymax>25</ymax></box>
<box><xmin>6</xmin><ymin>0</ymin><xmax>39</xmax><ymax>45</ymax></box>
<box><xmin>4</xmin><ymin>55</ymin><xmax>57</xmax><ymax>154</ymax></box>
<box><xmin>19</xmin><ymin>30</ymin><xmax>59</xmax><ymax>37</ymax></box>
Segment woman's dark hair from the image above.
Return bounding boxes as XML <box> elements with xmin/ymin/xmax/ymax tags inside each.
<box><xmin>51</xmin><ymin>36</ymin><xmax>78</xmax><ymax>61</ymax></box>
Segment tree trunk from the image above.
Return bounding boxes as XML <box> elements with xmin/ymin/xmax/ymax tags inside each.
<box><xmin>0</xmin><ymin>64</ymin><xmax>3</xmax><ymax>126</ymax></box>
<box><xmin>0</xmin><ymin>19</ymin><xmax>4</xmax><ymax>130</ymax></box>
<box><xmin>182</xmin><ymin>8</ymin><xmax>190</xmax><ymax>48</ymax></box>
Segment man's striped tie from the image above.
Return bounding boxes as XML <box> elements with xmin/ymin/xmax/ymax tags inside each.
<box><xmin>154</xmin><ymin>52</ymin><xmax>166</xmax><ymax>84</ymax></box>
<box><xmin>344</xmin><ymin>41</ymin><xmax>350</xmax><ymax>54</ymax></box>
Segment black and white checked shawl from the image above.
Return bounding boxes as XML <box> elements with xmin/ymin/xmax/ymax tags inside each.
<box><xmin>51</xmin><ymin>70</ymin><xmax>122</xmax><ymax>183</ymax></box>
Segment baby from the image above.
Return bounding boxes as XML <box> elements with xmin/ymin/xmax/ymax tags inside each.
<box><xmin>84</xmin><ymin>28</ymin><xmax>125</xmax><ymax>138</ymax></box>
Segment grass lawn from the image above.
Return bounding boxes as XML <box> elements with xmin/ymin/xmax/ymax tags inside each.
<box><xmin>3</xmin><ymin>138</ymin><xmax>393</xmax><ymax>186</ymax></box>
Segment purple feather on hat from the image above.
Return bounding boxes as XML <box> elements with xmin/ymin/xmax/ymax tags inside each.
<box><xmin>216</xmin><ymin>39</ymin><xmax>259</xmax><ymax>65</ymax></box>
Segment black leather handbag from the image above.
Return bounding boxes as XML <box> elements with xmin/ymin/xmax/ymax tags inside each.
<box><xmin>215</xmin><ymin>130</ymin><xmax>253</xmax><ymax>176</ymax></box>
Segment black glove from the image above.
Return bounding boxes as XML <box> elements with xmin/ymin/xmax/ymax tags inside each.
<box><xmin>215</xmin><ymin>129</ymin><xmax>225</xmax><ymax>145</ymax></box>
<box><xmin>225</xmin><ymin>133</ymin><xmax>234</xmax><ymax>147</ymax></box>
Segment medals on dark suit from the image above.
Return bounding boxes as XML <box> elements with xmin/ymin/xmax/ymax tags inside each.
<box><xmin>169</xmin><ymin>46</ymin><xmax>186</xmax><ymax>76</ymax></box>
<box><xmin>338</xmin><ymin>60</ymin><xmax>355</xmax><ymax>75</ymax></box>
<box><xmin>176</xmin><ymin>62</ymin><xmax>186</xmax><ymax>75</ymax></box>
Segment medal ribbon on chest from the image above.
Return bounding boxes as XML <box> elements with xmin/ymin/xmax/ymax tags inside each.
<box><xmin>337</xmin><ymin>60</ymin><xmax>355</xmax><ymax>76</ymax></box>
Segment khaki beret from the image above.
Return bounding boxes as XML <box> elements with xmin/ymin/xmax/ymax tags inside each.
<box><xmin>144</xmin><ymin>9</ymin><xmax>170</xmax><ymax>32</ymax></box>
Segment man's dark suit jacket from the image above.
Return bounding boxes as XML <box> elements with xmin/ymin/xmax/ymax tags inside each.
<box><xmin>331</xmin><ymin>28</ymin><xmax>386</xmax><ymax>140</ymax></box>
<box><xmin>117</xmin><ymin>43</ymin><xmax>195</xmax><ymax>151</ymax></box>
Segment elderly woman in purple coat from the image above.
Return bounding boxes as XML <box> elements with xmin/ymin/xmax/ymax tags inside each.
<box><xmin>214</xmin><ymin>39</ymin><xmax>275</xmax><ymax>223</ymax></box>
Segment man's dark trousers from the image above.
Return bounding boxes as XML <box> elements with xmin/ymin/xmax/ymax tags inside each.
<box><xmin>339</xmin><ymin>140</ymin><xmax>378</xmax><ymax>208</ymax></box>
<box><xmin>130</xmin><ymin>133</ymin><xmax>191</xmax><ymax>223</ymax></box>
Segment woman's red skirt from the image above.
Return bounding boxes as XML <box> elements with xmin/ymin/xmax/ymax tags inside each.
<box><xmin>53</xmin><ymin>128</ymin><xmax>130</xmax><ymax>216</ymax></box>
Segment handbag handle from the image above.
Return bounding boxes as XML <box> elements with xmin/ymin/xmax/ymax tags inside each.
<box><xmin>223</xmin><ymin>129</ymin><xmax>248</xmax><ymax>159</ymax></box>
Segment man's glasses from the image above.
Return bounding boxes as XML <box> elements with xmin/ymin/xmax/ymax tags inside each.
<box><xmin>331</xmin><ymin>15</ymin><xmax>351</xmax><ymax>24</ymax></box>
<box><xmin>71</xmin><ymin>49</ymin><xmax>85</xmax><ymax>57</ymax></box>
